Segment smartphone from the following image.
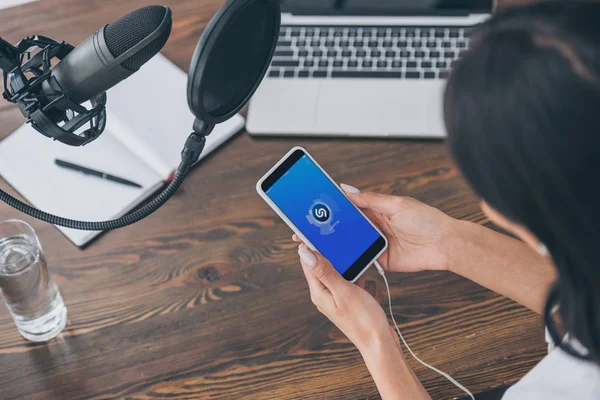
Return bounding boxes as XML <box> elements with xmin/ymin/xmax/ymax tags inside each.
<box><xmin>256</xmin><ymin>147</ymin><xmax>388</xmax><ymax>282</ymax></box>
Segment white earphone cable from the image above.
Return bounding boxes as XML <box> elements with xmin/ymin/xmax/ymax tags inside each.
<box><xmin>373</xmin><ymin>260</ymin><xmax>475</xmax><ymax>400</ymax></box>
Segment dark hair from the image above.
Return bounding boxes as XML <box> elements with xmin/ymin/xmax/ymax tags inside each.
<box><xmin>445</xmin><ymin>0</ymin><xmax>600</xmax><ymax>363</ymax></box>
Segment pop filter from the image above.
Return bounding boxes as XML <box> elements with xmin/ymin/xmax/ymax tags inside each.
<box><xmin>0</xmin><ymin>0</ymin><xmax>280</xmax><ymax>231</ymax></box>
<box><xmin>187</xmin><ymin>0</ymin><xmax>280</xmax><ymax>135</ymax></box>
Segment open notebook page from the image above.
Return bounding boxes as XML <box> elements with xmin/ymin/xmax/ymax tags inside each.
<box><xmin>0</xmin><ymin>124</ymin><xmax>163</xmax><ymax>246</ymax></box>
<box><xmin>0</xmin><ymin>0</ymin><xmax>38</xmax><ymax>10</ymax></box>
<box><xmin>106</xmin><ymin>53</ymin><xmax>245</xmax><ymax>178</ymax></box>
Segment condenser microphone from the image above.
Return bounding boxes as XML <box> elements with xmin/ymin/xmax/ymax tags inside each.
<box><xmin>0</xmin><ymin>6</ymin><xmax>172</xmax><ymax>146</ymax></box>
<box><xmin>0</xmin><ymin>0</ymin><xmax>280</xmax><ymax>232</ymax></box>
<box><xmin>42</xmin><ymin>6</ymin><xmax>172</xmax><ymax>106</ymax></box>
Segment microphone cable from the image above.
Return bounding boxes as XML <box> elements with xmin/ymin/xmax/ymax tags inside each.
<box><xmin>0</xmin><ymin>133</ymin><xmax>205</xmax><ymax>231</ymax></box>
<box><xmin>374</xmin><ymin>260</ymin><xmax>475</xmax><ymax>400</ymax></box>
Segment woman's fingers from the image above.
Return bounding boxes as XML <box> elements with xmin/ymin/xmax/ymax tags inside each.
<box><xmin>298</xmin><ymin>246</ymin><xmax>336</xmax><ymax>313</ymax></box>
<box><xmin>341</xmin><ymin>185</ymin><xmax>402</xmax><ymax>216</ymax></box>
<box><xmin>292</xmin><ymin>234</ymin><xmax>304</xmax><ymax>244</ymax></box>
<box><xmin>361</xmin><ymin>208</ymin><xmax>388</xmax><ymax>231</ymax></box>
<box><xmin>295</xmin><ymin>236</ymin><xmax>375</xmax><ymax>289</ymax></box>
<box><xmin>298</xmin><ymin>245</ymin><xmax>348</xmax><ymax>296</ymax></box>
<box><xmin>300</xmin><ymin>262</ymin><xmax>333</xmax><ymax>311</ymax></box>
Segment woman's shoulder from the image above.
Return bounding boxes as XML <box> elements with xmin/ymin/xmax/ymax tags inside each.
<box><xmin>503</xmin><ymin>346</ymin><xmax>600</xmax><ymax>400</ymax></box>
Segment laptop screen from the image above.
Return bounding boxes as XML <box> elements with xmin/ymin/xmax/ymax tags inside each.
<box><xmin>281</xmin><ymin>0</ymin><xmax>494</xmax><ymax>16</ymax></box>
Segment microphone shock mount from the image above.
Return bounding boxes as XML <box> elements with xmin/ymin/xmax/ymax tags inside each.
<box><xmin>0</xmin><ymin>35</ymin><xmax>106</xmax><ymax>147</ymax></box>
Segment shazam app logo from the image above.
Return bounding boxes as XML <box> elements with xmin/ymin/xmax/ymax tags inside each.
<box><xmin>312</xmin><ymin>203</ymin><xmax>331</xmax><ymax>223</ymax></box>
<box><xmin>307</xmin><ymin>194</ymin><xmax>340</xmax><ymax>235</ymax></box>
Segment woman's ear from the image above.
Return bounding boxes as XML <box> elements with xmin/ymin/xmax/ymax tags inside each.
<box><xmin>480</xmin><ymin>201</ymin><xmax>547</xmax><ymax>255</ymax></box>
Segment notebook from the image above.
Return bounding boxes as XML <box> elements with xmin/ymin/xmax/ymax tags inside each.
<box><xmin>0</xmin><ymin>0</ymin><xmax>38</xmax><ymax>10</ymax></box>
<box><xmin>0</xmin><ymin>54</ymin><xmax>245</xmax><ymax>246</ymax></box>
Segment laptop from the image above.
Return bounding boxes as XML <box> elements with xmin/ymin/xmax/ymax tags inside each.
<box><xmin>247</xmin><ymin>0</ymin><xmax>493</xmax><ymax>138</ymax></box>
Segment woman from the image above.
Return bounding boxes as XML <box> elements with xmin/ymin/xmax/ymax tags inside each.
<box><xmin>293</xmin><ymin>2</ymin><xmax>600</xmax><ymax>399</ymax></box>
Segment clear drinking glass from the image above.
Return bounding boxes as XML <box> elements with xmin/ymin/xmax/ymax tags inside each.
<box><xmin>0</xmin><ymin>220</ymin><xmax>67</xmax><ymax>342</ymax></box>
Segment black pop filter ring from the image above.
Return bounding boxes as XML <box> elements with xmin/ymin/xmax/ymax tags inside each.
<box><xmin>0</xmin><ymin>0</ymin><xmax>280</xmax><ymax>231</ymax></box>
<box><xmin>188</xmin><ymin>0</ymin><xmax>280</xmax><ymax>130</ymax></box>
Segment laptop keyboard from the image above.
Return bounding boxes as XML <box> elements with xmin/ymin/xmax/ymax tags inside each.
<box><xmin>268</xmin><ymin>25</ymin><xmax>471</xmax><ymax>80</ymax></box>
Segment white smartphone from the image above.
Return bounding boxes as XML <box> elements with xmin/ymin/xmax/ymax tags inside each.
<box><xmin>256</xmin><ymin>147</ymin><xmax>388</xmax><ymax>282</ymax></box>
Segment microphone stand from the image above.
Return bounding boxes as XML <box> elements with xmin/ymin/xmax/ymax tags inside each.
<box><xmin>0</xmin><ymin>124</ymin><xmax>209</xmax><ymax>231</ymax></box>
<box><xmin>0</xmin><ymin>35</ymin><xmax>212</xmax><ymax>231</ymax></box>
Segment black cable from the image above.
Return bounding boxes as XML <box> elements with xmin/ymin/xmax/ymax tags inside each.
<box><xmin>0</xmin><ymin>132</ymin><xmax>205</xmax><ymax>231</ymax></box>
<box><xmin>0</xmin><ymin>161</ymin><xmax>189</xmax><ymax>231</ymax></box>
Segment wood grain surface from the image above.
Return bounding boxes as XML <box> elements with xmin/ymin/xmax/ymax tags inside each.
<box><xmin>0</xmin><ymin>1</ymin><xmax>547</xmax><ymax>399</ymax></box>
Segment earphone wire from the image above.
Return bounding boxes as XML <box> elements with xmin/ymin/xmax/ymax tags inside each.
<box><xmin>373</xmin><ymin>260</ymin><xmax>475</xmax><ymax>400</ymax></box>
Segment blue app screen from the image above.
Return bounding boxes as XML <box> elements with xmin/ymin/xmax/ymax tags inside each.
<box><xmin>266</xmin><ymin>154</ymin><xmax>381</xmax><ymax>275</ymax></box>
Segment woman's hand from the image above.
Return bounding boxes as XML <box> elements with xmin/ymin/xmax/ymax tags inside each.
<box><xmin>296</xmin><ymin>244</ymin><xmax>432</xmax><ymax>400</ymax></box>
<box><xmin>340</xmin><ymin>184</ymin><xmax>460</xmax><ymax>273</ymax></box>
<box><xmin>297</xmin><ymin>244</ymin><xmax>399</xmax><ymax>353</ymax></box>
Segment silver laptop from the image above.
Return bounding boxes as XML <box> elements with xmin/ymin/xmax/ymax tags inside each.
<box><xmin>247</xmin><ymin>0</ymin><xmax>493</xmax><ymax>138</ymax></box>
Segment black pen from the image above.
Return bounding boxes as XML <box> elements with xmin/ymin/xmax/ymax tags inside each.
<box><xmin>55</xmin><ymin>159</ymin><xmax>143</xmax><ymax>189</ymax></box>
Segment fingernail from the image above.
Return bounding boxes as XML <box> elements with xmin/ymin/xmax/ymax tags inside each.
<box><xmin>341</xmin><ymin>183</ymin><xmax>360</xmax><ymax>194</ymax></box>
<box><xmin>292</xmin><ymin>234</ymin><xmax>299</xmax><ymax>242</ymax></box>
<box><xmin>298</xmin><ymin>244</ymin><xmax>317</xmax><ymax>268</ymax></box>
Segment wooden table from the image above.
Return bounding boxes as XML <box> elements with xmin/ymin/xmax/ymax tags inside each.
<box><xmin>0</xmin><ymin>1</ymin><xmax>546</xmax><ymax>399</ymax></box>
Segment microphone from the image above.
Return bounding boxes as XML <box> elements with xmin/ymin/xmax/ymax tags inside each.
<box><xmin>42</xmin><ymin>6</ymin><xmax>172</xmax><ymax>106</ymax></box>
<box><xmin>0</xmin><ymin>0</ymin><xmax>280</xmax><ymax>232</ymax></box>
<box><xmin>0</xmin><ymin>6</ymin><xmax>172</xmax><ymax>146</ymax></box>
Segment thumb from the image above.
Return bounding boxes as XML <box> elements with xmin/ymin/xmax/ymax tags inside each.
<box><xmin>298</xmin><ymin>245</ymin><xmax>347</xmax><ymax>291</ymax></box>
<box><xmin>340</xmin><ymin>184</ymin><xmax>400</xmax><ymax>216</ymax></box>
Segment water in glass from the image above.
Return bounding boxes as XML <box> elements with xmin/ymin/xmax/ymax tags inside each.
<box><xmin>0</xmin><ymin>221</ymin><xmax>67</xmax><ymax>342</ymax></box>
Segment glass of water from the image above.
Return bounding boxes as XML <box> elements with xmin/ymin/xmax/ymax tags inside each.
<box><xmin>0</xmin><ymin>220</ymin><xmax>67</xmax><ymax>342</ymax></box>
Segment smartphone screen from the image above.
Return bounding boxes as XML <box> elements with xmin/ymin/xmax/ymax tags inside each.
<box><xmin>260</xmin><ymin>148</ymin><xmax>386</xmax><ymax>280</ymax></box>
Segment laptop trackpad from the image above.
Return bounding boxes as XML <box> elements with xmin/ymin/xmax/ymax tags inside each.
<box><xmin>315</xmin><ymin>80</ymin><xmax>428</xmax><ymax>135</ymax></box>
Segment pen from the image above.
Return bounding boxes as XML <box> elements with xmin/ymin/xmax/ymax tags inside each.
<box><xmin>54</xmin><ymin>159</ymin><xmax>143</xmax><ymax>189</ymax></box>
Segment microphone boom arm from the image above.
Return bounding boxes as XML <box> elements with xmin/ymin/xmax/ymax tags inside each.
<box><xmin>0</xmin><ymin>132</ymin><xmax>206</xmax><ymax>231</ymax></box>
<box><xmin>0</xmin><ymin>6</ymin><xmax>211</xmax><ymax>232</ymax></box>
<box><xmin>0</xmin><ymin>0</ymin><xmax>279</xmax><ymax>233</ymax></box>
